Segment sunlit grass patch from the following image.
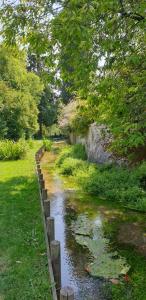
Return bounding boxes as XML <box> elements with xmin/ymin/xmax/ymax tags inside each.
<box><xmin>0</xmin><ymin>141</ymin><xmax>52</xmax><ymax>300</ymax></box>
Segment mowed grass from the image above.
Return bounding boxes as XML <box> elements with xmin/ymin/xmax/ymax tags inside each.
<box><xmin>0</xmin><ymin>142</ymin><xmax>52</xmax><ymax>300</ymax></box>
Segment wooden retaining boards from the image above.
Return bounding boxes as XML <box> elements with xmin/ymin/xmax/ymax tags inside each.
<box><xmin>35</xmin><ymin>148</ymin><xmax>58</xmax><ymax>300</ymax></box>
<box><xmin>39</xmin><ymin>189</ymin><xmax>57</xmax><ymax>300</ymax></box>
<box><xmin>35</xmin><ymin>146</ymin><xmax>75</xmax><ymax>300</ymax></box>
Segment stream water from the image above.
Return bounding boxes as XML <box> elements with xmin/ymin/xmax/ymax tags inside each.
<box><xmin>51</xmin><ymin>176</ymin><xmax>107</xmax><ymax>300</ymax></box>
<box><xmin>41</xmin><ymin>144</ymin><xmax>146</xmax><ymax>300</ymax></box>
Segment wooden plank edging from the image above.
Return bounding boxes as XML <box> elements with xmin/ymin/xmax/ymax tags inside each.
<box><xmin>35</xmin><ymin>147</ymin><xmax>58</xmax><ymax>300</ymax></box>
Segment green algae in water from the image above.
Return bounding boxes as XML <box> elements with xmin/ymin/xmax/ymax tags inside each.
<box><xmin>88</xmin><ymin>254</ymin><xmax>129</xmax><ymax>279</ymax></box>
<box><xmin>71</xmin><ymin>214</ymin><xmax>130</xmax><ymax>279</ymax></box>
<box><xmin>71</xmin><ymin>214</ymin><xmax>93</xmax><ymax>236</ymax></box>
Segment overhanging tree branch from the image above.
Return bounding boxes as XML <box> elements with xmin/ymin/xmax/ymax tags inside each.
<box><xmin>119</xmin><ymin>0</ymin><xmax>145</xmax><ymax>22</ymax></box>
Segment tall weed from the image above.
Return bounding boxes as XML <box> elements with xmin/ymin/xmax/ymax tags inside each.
<box><xmin>0</xmin><ymin>139</ymin><xmax>28</xmax><ymax>160</ymax></box>
<box><xmin>56</xmin><ymin>144</ymin><xmax>87</xmax><ymax>167</ymax></box>
<box><xmin>59</xmin><ymin>157</ymin><xmax>86</xmax><ymax>175</ymax></box>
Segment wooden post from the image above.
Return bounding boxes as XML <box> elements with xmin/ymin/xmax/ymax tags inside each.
<box><xmin>60</xmin><ymin>287</ymin><xmax>74</xmax><ymax>300</ymax></box>
<box><xmin>50</xmin><ymin>240</ymin><xmax>61</xmax><ymax>294</ymax></box>
<box><xmin>39</xmin><ymin>173</ymin><xmax>43</xmax><ymax>182</ymax></box>
<box><xmin>37</xmin><ymin>164</ymin><xmax>41</xmax><ymax>170</ymax></box>
<box><xmin>41</xmin><ymin>149</ymin><xmax>44</xmax><ymax>156</ymax></box>
<box><xmin>40</xmin><ymin>179</ymin><xmax>45</xmax><ymax>190</ymax></box>
<box><xmin>38</xmin><ymin>168</ymin><xmax>41</xmax><ymax>176</ymax></box>
<box><xmin>47</xmin><ymin>217</ymin><xmax>55</xmax><ymax>243</ymax></box>
<box><xmin>44</xmin><ymin>200</ymin><xmax>50</xmax><ymax>218</ymax></box>
<box><xmin>42</xmin><ymin>188</ymin><xmax>48</xmax><ymax>201</ymax></box>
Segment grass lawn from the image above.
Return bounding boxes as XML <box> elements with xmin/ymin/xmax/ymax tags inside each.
<box><xmin>0</xmin><ymin>141</ymin><xmax>52</xmax><ymax>300</ymax></box>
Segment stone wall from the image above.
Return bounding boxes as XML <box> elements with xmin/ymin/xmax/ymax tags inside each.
<box><xmin>70</xmin><ymin>123</ymin><xmax>125</xmax><ymax>165</ymax></box>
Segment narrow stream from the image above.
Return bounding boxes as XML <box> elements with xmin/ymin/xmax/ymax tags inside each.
<box><xmin>41</xmin><ymin>146</ymin><xmax>146</xmax><ymax>300</ymax></box>
<box><xmin>51</xmin><ymin>176</ymin><xmax>106</xmax><ymax>300</ymax></box>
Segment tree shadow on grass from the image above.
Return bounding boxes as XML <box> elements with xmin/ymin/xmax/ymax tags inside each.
<box><xmin>0</xmin><ymin>175</ymin><xmax>52</xmax><ymax>300</ymax></box>
<box><xmin>0</xmin><ymin>175</ymin><xmax>39</xmax><ymax>203</ymax></box>
<box><xmin>0</xmin><ymin>174</ymin><xmax>42</xmax><ymax>240</ymax></box>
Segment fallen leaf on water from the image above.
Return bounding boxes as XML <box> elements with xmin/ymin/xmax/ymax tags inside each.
<box><xmin>85</xmin><ymin>266</ymin><xmax>90</xmax><ymax>273</ymax></box>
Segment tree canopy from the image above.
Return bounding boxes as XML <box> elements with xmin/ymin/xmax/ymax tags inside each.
<box><xmin>0</xmin><ymin>45</ymin><xmax>43</xmax><ymax>139</ymax></box>
<box><xmin>0</xmin><ymin>0</ymin><xmax>146</xmax><ymax>154</ymax></box>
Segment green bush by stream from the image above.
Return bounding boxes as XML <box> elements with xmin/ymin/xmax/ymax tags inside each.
<box><xmin>43</xmin><ymin>139</ymin><xmax>53</xmax><ymax>151</ymax></box>
<box><xmin>57</xmin><ymin>144</ymin><xmax>146</xmax><ymax>211</ymax></box>
<box><xmin>0</xmin><ymin>139</ymin><xmax>29</xmax><ymax>160</ymax></box>
<box><xmin>56</xmin><ymin>143</ymin><xmax>87</xmax><ymax>167</ymax></box>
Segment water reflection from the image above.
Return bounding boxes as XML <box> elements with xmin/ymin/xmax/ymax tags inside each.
<box><xmin>50</xmin><ymin>175</ymin><xmax>106</xmax><ymax>300</ymax></box>
<box><xmin>41</xmin><ymin>150</ymin><xmax>146</xmax><ymax>299</ymax></box>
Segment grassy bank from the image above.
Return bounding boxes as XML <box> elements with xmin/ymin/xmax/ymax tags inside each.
<box><xmin>56</xmin><ymin>144</ymin><xmax>146</xmax><ymax>211</ymax></box>
<box><xmin>0</xmin><ymin>141</ymin><xmax>52</xmax><ymax>300</ymax></box>
<box><xmin>103</xmin><ymin>215</ymin><xmax>146</xmax><ymax>300</ymax></box>
<box><xmin>111</xmin><ymin>247</ymin><xmax>146</xmax><ymax>300</ymax></box>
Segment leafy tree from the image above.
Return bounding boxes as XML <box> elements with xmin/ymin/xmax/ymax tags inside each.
<box><xmin>1</xmin><ymin>0</ymin><xmax>146</xmax><ymax>154</ymax></box>
<box><xmin>38</xmin><ymin>86</ymin><xmax>58</xmax><ymax>137</ymax></box>
<box><xmin>27</xmin><ymin>50</ymin><xmax>58</xmax><ymax>137</ymax></box>
<box><xmin>52</xmin><ymin>0</ymin><xmax>146</xmax><ymax>153</ymax></box>
<box><xmin>0</xmin><ymin>45</ymin><xmax>43</xmax><ymax>139</ymax></box>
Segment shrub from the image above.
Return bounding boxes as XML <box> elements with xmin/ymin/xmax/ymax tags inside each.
<box><xmin>43</xmin><ymin>139</ymin><xmax>52</xmax><ymax>151</ymax></box>
<box><xmin>75</xmin><ymin>164</ymin><xmax>102</xmax><ymax>194</ymax></box>
<box><xmin>75</xmin><ymin>163</ymin><xmax>146</xmax><ymax>210</ymax></box>
<box><xmin>56</xmin><ymin>144</ymin><xmax>146</xmax><ymax>210</ymax></box>
<box><xmin>56</xmin><ymin>144</ymin><xmax>87</xmax><ymax>167</ymax></box>
<box><xmin>134</xmin><ymin>162</ymin><xmax>146</xmax><ymax>189</ymax></box>
<box><xmin>0</xmin><ymin>139</ymin><xmax>28</xmax><ymax>160</ymax></box>
<box><xmin>71</xmin><ymin>144</ymin><xmax>87</xmax><ymax>160</ymax></box>
<box><xmin>59</xmin><ymin>158</ymin><xmax>85</xmax><ymax>175</ymax></box>
<box><xmin>27</xmin><ymin>138</ymin><xmax>35</xmax><ymax>148</ymax></box>
<box><xmin>56</xmin><ymin>146</ymin><xmax>72</xmax><ymax>167</ymax></box>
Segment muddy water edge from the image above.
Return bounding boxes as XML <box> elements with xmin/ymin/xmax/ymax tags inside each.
<box><xmin>41</xmin><ymin>143</ymin><xmax>146</xmax><ymax>300</ymax></box>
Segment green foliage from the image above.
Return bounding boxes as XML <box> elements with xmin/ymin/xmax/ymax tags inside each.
<box><xmin>1</xmin><ymin>0</ymin><xmax>146</xmax><ymax>154</ymax></box>
<box><xmin>59</xmin><ymin>157</ymin><xmax>85</xmax><ymax>175</ymax></box>
<box><xmin>71</xmin><ymin>144</ymin><xmax>87</xmax><ymax>160</ymax></box>
<box><xmin>38</xmin><ymin>86</ymin><xmax>58</xmax><ymax>138</ymax></box>
<box><xmin>43</xmin><ymin>139</ymin><xmax>52</xmax><ymax>151</ymax></box>
<box><xmin>59</xmin><ymin>98</ymin><xmax>94</xmax><ymax>136</ymax></box>
<box><xmin>0</xmin><ymin>45</ymin><xmax>43</xmax><ymax>140</ymax></box>
<box><xmin>57</xmin><ymin>145</ymin><xmax>146</xmax><ymax>211</ymax></box>
<box><xmin>0</xmin><ymin>139</ymin><xmax>28</xmax><ymax>160</ymax></box>
<box><xmin>27</xmin><ymin>138</ymin><xmax>35</xmax><ymax>148</ymax></box>
<box><xmin>1</xmin><ymin>1</ymin><xmax>146</xmax><ymax>154</ymax></box>
<box><xmin>48</xmin><ymin>124</ymin><xmax>62</xmax><ymax>137</ymax></box>
<box><xmin>56</xmin><ymin>0</ymin><xmax>146</xmax><ymax>154</ymax></box>
<box><xmin>75</xmin><ymin>163</ymin><xmax>146</xmax><ymax>210</ymax></box>
<box><xmin>58</xmin><ymin>100</ymin><xmax>78</xmax><ymax>135</ymax></box>
<box><xmin>56</xmin><ymin>147</ymin><xmax>72</xmax><ymax>167</ymax></box>
<box><xmin>56</xmin><ymin>144</ymin><xmax>87</xmax><ymax>167</ymax></box>
<box><xmin>110</xmin><ymin>247</ymin><xmax>146</xmax><ymax>300</ymax></box>
<box><xmin>93</xmin><ymin>57</ymin><xmax>146</xmax><ymax>154</ymax></box>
